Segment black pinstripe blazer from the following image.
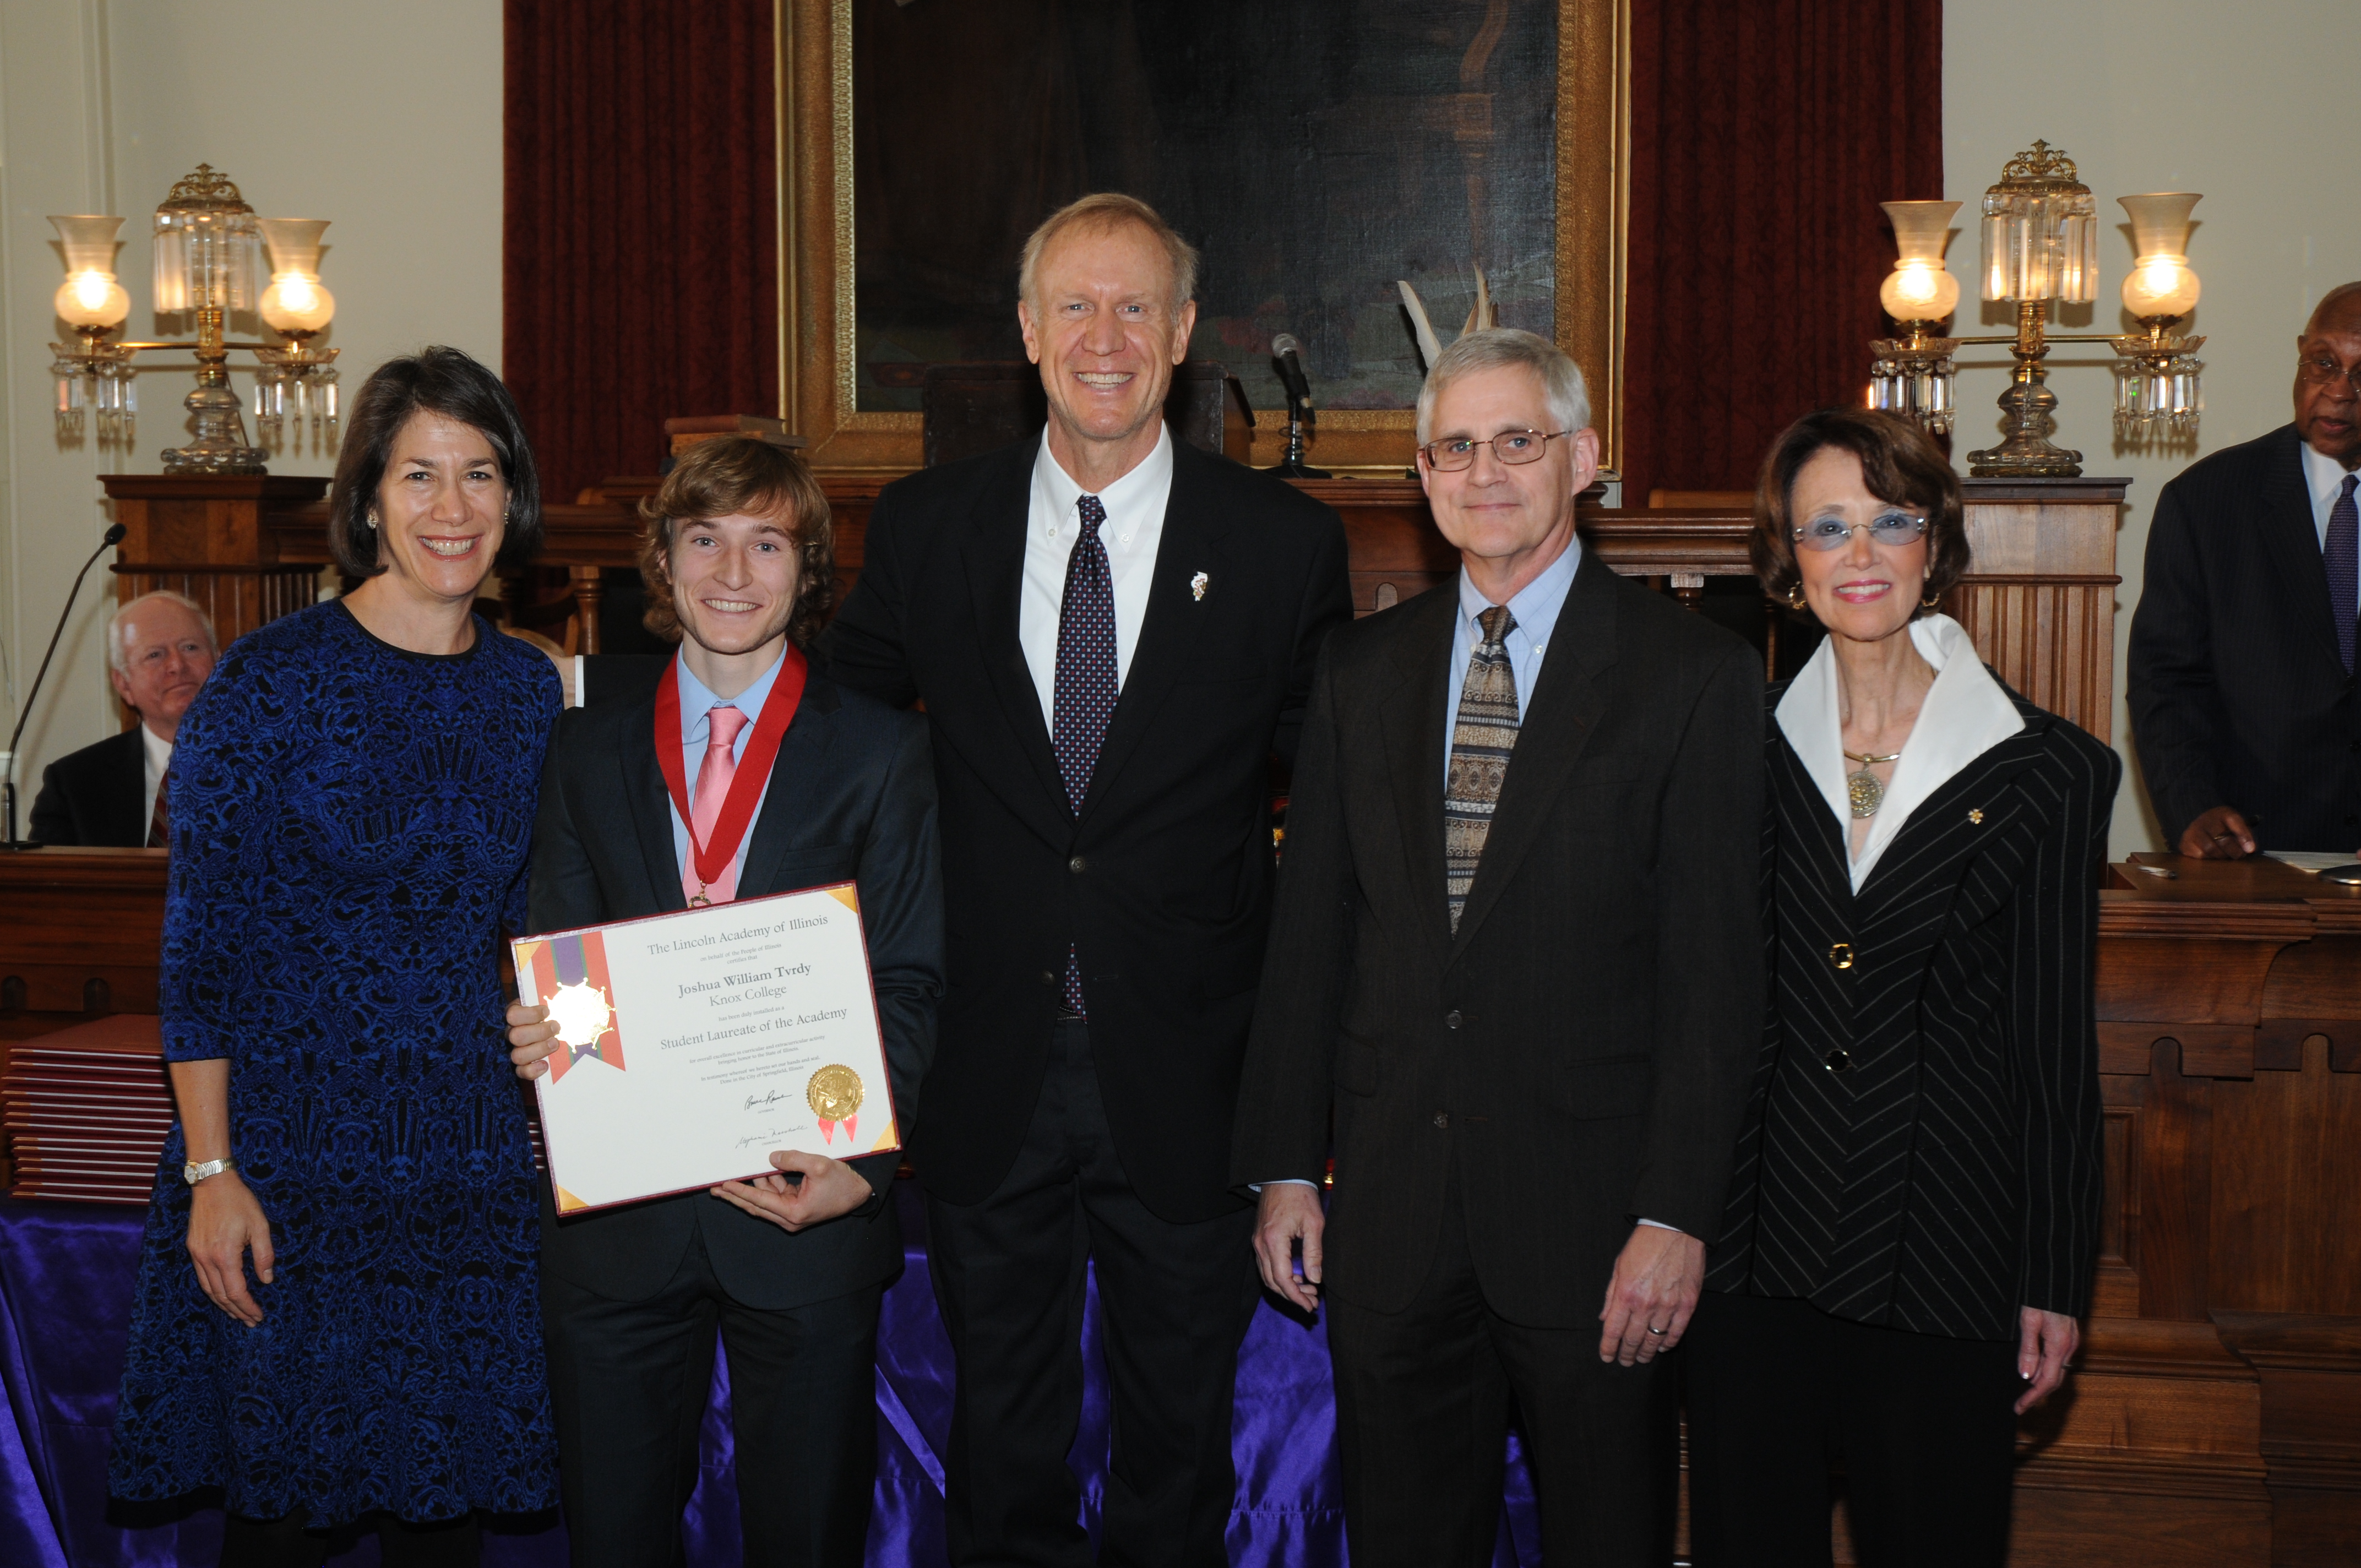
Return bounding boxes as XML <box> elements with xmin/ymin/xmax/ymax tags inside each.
<box><xmin>1705</xmin><ymin>680</ymin><xmax>2118</xmax><ymax>1342</ymax></box>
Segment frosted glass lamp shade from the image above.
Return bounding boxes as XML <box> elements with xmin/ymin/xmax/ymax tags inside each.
<box><xmin>2117</xmin><ymin>193</ymin><xmax>2201</xmax><ymax>319</ymax></box>
<box><xmin>47</xmin><ymin>215</ymin><xmax>130</xmax><ymax>330</ymax></box>
<box><xmin>1878</xmin><ymin>200</ymin><xmax>1962</xmax><ymax>323</ymax></box>
<box><xmin>260</xmin><ymin>275</ymin><xmax>336</xmax><ymax>333</ymax></box>
<box><xmin>258</xmin><ymin>218</ymin><xmax>329</xmax><ymax>277</ymax></box>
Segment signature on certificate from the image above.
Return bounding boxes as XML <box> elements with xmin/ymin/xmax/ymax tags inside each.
<box><xmin>735</xmin><ymin>1126</ymin><xmax>797</xmax><ymax>1151</ymax></box>
<box><xmin>743</xmin><ymin>1088</ymin><xmax>788</xmax><ymax>1113</ymax></box>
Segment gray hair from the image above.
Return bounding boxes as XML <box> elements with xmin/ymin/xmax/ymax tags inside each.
<box><xmin>1415</xmin><ymin>328</ymin><xmax>1591</xmax><ymax>445</ymax></box>
<box><xmin>1018</xmin><ymin>193</ymin><xmax>1200</xmax><ymax>317</ymax></box>
<box><xmin>106</xmin><ymin>590</ymin><xmax>216</xmax><ymax>674</ymax></box>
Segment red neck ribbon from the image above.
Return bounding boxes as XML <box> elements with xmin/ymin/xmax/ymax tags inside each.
<box><xmin>652</xmin><ymin>644</ymin><xmax>809</xmax><ymax>895</ymax></box>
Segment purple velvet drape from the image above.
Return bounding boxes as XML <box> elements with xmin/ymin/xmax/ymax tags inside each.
<box><xmin>0</xmin><ymin>1187</ymin><xmax>1550</xmax><ymax>1565</ymax></box>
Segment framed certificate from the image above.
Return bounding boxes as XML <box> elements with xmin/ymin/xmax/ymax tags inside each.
<box><xmin>513</xmin><ymin>883</ymin><xmax>899</xmax><ymax>1214</ymax></box>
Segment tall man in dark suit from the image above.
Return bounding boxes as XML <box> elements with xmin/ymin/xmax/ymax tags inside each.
<box><xmin>1233</xmin><ymin>329</ymin><xmax>1763</xmax><ymax>1566</ymax></box>
<box><xmin>505</xmin><ymin>437</ymin><xmax>943</xmax><ymax>1567</ymax></box>
<box><xmin>2129</xmin><ymin>281</ymin><xmax>2361</xmax><ymax>856</ymax></box>
<box><xmin>820</xmin><ymin>193</ymin><xmax>1352</xmax><ymax>1566</ymax></box>
<box><xmin>29</xmin><ymin>589</ymin><xmax>215</xmax><ymax>846</ymax></box>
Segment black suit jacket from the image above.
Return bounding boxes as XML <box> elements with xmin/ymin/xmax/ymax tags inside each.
<box><xmin>2128</xmin><ymin>422</ymin><xmax>2361</xmax><ymax>851</ymax></box>
<box><xmin>819</xmin><ymin>436</ymin><xmax>1352</xmax><ymax>1223</ymax></box>
<box><xmin>28</xmin><ymin>728</ymin><xmax>145</xmax><ymax>846</ymax></box>
<box><xmin>527</xmin><ymin>662</ymin><xmax>944</xmax><ymax>1309</ymax></box>
<box><xmin>1706</xmin><ymin>684</ymin><xmax>2117</xmax><ymax>1341</ymax></box>
<box><xmin>1229</xmin><ymin>554</ymin><xmax>1765</xmax><ymax>1325</ymax></box>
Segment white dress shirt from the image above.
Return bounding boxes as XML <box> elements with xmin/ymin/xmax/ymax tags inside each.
<box><xmin>668</xmin><ymin>650</ymin><xmax>787</xmax><ymax>887</ymax></box>
<box><xmin>140</xmin><ymin>725</ymin><xmax>173</xmax><ymax>837</ymax></box>
<box><xmin>2298</xmin><ymin>439</ymin><xmax>2361</xmax><ymax>614</ymax></box>
<box><xmin>1777</xmin><ymin>613</ymin><xmax>2026</xmax><ymax>892</ymax></box>
<box><xmin>1441</xmin><ymin>535</ymin><xmax>1584</xmax><ymax>782</ymax></box>
<box><xmin>1018</xmin><ymin>426</ymin><xmax>1176</xmax><ymax>731</ymax></box>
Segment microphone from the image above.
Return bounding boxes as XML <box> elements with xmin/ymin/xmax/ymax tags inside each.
<box><xmin>1266</xmin><ymin>334</ymin><xmax>1330</xmax><ymax>480</ymax></box>
<box><xmin>1270</xmin><ymin>334</ymin><xmax>1315</xmax><ymax>418</ymax></box>
<box><xmin>5</xmin><ymin>522</ymin><xmax>129</xmax><ymax>849</ymax></box>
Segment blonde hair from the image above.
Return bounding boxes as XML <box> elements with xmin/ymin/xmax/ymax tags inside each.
<box><xmin>637</xmin><ymin>437</ymin><xmax>835</xmax><ymax>649</ymax></box>
<box><xmin>1017</xmin><ymin>193</ymin><xmax>1199</xmax><ymax>315</ymax></box>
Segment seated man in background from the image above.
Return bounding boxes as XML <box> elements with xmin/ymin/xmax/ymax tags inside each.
<box><xmin>2128</xmin><ymin>282</ymin><xmax>2361</xmax><ymax>856</ymax></box>
<box><xmin>30</xmin><ymin>589</ymin><xmax>216</xmax><ymax>847</ymax></box>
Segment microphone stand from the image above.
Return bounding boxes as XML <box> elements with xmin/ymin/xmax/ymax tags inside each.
<box><xmin>1271</xmin><ymin>392</ymin><xmax>1330</xmax><ymax>480</ymax></box>
<box><xmin>5</xmin><ymin>522</ymin><xmax>129</xmax><ymax>850</ymax></box>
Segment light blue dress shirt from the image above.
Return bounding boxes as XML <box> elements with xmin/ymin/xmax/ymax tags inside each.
<box><xmin>669</xmin><ymin>650</ymin><xmax>787</xmax><ymax>881</ymax></box>
<box><xmin>1442</xmin><ymin>535</ymin><xmax>1584</xmax><ymax>784</ymax></box>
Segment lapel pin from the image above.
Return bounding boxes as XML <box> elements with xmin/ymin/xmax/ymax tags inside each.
<box><xmin>1190</xmin><ymin>571</ymin><xmax>1210</xmax><ymax>601</ymax></box>
<box><xmin>1968</xmin><ymin>809</ymin><xmax>1984</xmax><ymax>824</ymax></box>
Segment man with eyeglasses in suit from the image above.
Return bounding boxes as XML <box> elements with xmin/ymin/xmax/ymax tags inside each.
<box><xmin>2129</xmin><ymin>282</ymin><xmax>2361</xmax><ymax>857</ymax></box>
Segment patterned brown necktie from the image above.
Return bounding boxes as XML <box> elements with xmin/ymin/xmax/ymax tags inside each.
<box><xmin>1445</xmin><ymin>605</ymin><xmax>1520</xmax><ymax>932</ymax></box>
<box><xmin>146</xmin><ymin>771</ymin><xmax>170</xmax><ymax>850</ymax></box>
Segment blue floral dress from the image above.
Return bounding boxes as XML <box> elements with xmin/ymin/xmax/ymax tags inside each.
<box><xmin>108</xmin><ymin>600</ymin><xmax>562</xmax><ymax>1527</ymax></box>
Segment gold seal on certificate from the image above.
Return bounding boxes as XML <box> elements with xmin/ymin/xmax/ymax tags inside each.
<box><xmin>513</xmin><ymin>883</ymin><xmax>897</xmax><ymax>1214</ymax></box>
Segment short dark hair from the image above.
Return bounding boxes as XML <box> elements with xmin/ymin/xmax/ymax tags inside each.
<box><xmin>1750</xmin><ymin>407</ymin><xmax>1970</xmax><ymax>613</ymax></box>
<box><xmin>326</xmin><ymin>346</ymin><xmax>542</xmax><ymax>578</ymax></box>
<box><xmin>638</xmin><ymin>437</ymin><xmax>835</xmax><ymax>650</ymax></box>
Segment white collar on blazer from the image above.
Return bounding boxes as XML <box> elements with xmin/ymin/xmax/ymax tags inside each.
<box><xmin>1776</xmin><ymin>613</ymin><xmax>2026</xmax><ymax>892</ymax></box>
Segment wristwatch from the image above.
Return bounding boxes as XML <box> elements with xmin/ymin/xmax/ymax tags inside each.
<box><xmin>183</xmin><ymin>1157</ymin><xmax>237</xmax><ymax>1185</ymax></box>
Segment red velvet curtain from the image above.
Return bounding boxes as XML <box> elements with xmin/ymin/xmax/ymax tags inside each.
<box><xmin>1622</xmin><ymin>0</ymin><xmax>1944</xmax><ymax>504</ymax></box>
<box><xmin>503</xmin><ymin>0</ymin><xmax>777</xmax><ymax>505</ymax></box>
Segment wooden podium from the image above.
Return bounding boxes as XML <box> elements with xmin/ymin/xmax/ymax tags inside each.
<box><xmin>102</xmin><ymin>473</ymin><xmax>330</xmax><ymax>643</ymax></box>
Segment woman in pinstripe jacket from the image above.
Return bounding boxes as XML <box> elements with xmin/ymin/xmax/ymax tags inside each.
<box><xmin>1685</xmin><ymin>410</ymin><xmax>2119</xmax><ymax>1568</ymax></box>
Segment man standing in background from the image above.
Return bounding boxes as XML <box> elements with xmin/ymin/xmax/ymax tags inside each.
<box><xmin>2129</xmin><ymin>282</ymin><xmax>2361</xmax><ymax>856</ymax></box>
<box><xmin>822</xmin><ymin>193</ymin><xmax>1351</xmax><ymax>1567</ymax></box>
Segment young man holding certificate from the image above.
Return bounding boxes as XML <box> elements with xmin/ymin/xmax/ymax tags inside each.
<box><xmin>505</xmin><ymin>437</ymin><xmax>943</xmax><ymax>1568</ymax></box>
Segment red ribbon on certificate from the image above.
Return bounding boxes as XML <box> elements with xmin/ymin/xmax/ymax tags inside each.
<box><xmin>652</xmin><ymin>646</ymin><xmax>809</xmax><ymax>903</ymax></box>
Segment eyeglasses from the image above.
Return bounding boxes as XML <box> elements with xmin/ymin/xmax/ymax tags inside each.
<box><xmin>2296</xmin><ymin>355</ymin><xmax>2361</xmax><ymax>395</ymax></box>
<box><xmin>1791</xmin><ymin>510</ymin><xmax>1930</xmax><ymax>552</ymax></box>
<box><xmin>1419</xmin><ymin>429</ymin><xmax>1571</xmax><ymax>471</ymax></box>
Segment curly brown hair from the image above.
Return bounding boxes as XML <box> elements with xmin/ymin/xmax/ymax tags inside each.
<box><xmin>1749</xmin><ymin>407</ymin><xmax>1970</xmax><ymax>616</ymax></box>
<box><xmin>638</xmin><ymin>437</ymin><xmax>835</xmax><ymax>647</ymax></box>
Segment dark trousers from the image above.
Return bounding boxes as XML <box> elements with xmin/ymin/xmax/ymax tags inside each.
<box><xmin>541</xmin><ymin>1218</ymin><xmax>884</xmax><ymax>1568</ymax></box>
<box><xmin>926</xmin><ymin>1021</ymin><xmax>1261</xmax><ymax>1568</ymax></box>
<box><xmin>1683</xmin><ymin>1290</ymin><xmax>2020</xmax><ymax>1568</ymax></box>
<box><xmin>1323</xmin><ymin>1164</ymin><xmax>1678</xmax><ymax>1568</ymax></box>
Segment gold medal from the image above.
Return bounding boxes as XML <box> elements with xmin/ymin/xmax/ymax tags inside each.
<box><xmin>807</xmin><ymin>1064</ymin><xmax>864</xmax><ymax>1122</ymax></box>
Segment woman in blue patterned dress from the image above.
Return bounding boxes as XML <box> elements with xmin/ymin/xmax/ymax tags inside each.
<box><xmin>109</xmin><ymin>347</ymin><xmax>563</xmax><ymax>1566</ymax></box>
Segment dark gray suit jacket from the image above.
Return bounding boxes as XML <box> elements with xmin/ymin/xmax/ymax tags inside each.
<box><xmin>527</xmin><ymin>660</ymin><xmax>944</xmax><ymax>1308</ymax></box>
<box><xmin>1230</xmin><ymin>552</ymin><xmax>1764</xmax><ymax>1325</ymax></box>
<box><xmin>29</xmin><ymin>728</ymin><xmax>145</xmax><ymax>846</ymax></box>
<box><xmin>2128</xmin><ymin>422</ymin><xmax>2361</xmax><ymax>851</ymax></box>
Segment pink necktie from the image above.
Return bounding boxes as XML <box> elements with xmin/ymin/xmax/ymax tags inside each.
<box><xmin>683</xmin><ymin>704</ymin><xmax>748</xmax><ymax>905</ymax></box>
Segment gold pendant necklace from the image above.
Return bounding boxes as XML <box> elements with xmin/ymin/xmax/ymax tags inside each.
<box><xmin>1843</xmin><ymin>750</ymin><xmax>1902</xmax><ymax>819</ymax></box>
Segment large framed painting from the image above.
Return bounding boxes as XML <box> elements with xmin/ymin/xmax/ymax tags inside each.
<box><xmin>778</xmin><ymin>0</ymin><xmax>1626</xmax><ymax>474</ymax></box>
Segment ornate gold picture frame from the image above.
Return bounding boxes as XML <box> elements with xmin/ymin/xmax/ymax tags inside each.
<box><xmin>776</xmin><ymin>0</ymin><xmax>1628</xmax><ymax>475</ymax></box>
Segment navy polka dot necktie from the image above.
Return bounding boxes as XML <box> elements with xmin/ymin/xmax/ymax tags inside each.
<box><xmin>1052</xmin><ymin>493</ymin><xmax>1118</xmax><ymax>1015</ymax></box>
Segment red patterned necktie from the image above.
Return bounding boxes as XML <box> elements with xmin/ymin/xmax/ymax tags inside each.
<box><xmin>146</xmin><ymin>771</ymin><xmax>169</xmax><ymax>850</ymax></box>
<box><xmin>683</xmin><ymin>704</ymin><xmax>748</xmax><ymax>906</ymax></box>
<box><xmin>1051</xmin><ymin>494</ymin><xmax>1118</xmax><ymax>1016</ymax></box>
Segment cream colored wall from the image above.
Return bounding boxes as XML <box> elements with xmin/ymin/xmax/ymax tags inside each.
<box><xmin>1944</xmin><ymin>0</ymin><xmax>2361</xmax><ymax>858</ymax></box>
<box><xmin>0</xmin><ymin>0</ymin><xmax>500</xmax><ymax>825</ymax></box>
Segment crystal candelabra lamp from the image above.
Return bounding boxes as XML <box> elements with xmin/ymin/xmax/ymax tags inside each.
<box><xmin>42</xmin><ymin>164</ymin><xmax>346</xmax><ymax>475</ymax></box>
<box><xmin>2109</xmin><ymin>193</ymin><xmax>2204</xmax><ymax>445</ymax></box>
<box><xmin>1863</xmin><ymin>142</ymin><xmax>2207</xmax><ymax>475</ymax></box>
<box><xmin>253</xmin><ymin>219</ymin><xmax>341</xmax><ymax>453</ymax></box>
<box><xmin>46</xmin><ymin>216</ymin><xmax>137</xmax><ymax>447</ymax></box>
<box><xmin>1867</xmin><ymin>200</ymin><xmax>1964</xmax><ymax>435</ymax></box>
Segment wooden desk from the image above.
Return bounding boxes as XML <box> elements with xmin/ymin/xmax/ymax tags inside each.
<box><xmin>0</xmin><ymin>848</ymin><xmax>167</xmax><ymax>1042</ymax></box>
<box><xmin>2008</xmin><ymin>856</ymin><xmax>2361</xmax><ymax>1568</ymax></box>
